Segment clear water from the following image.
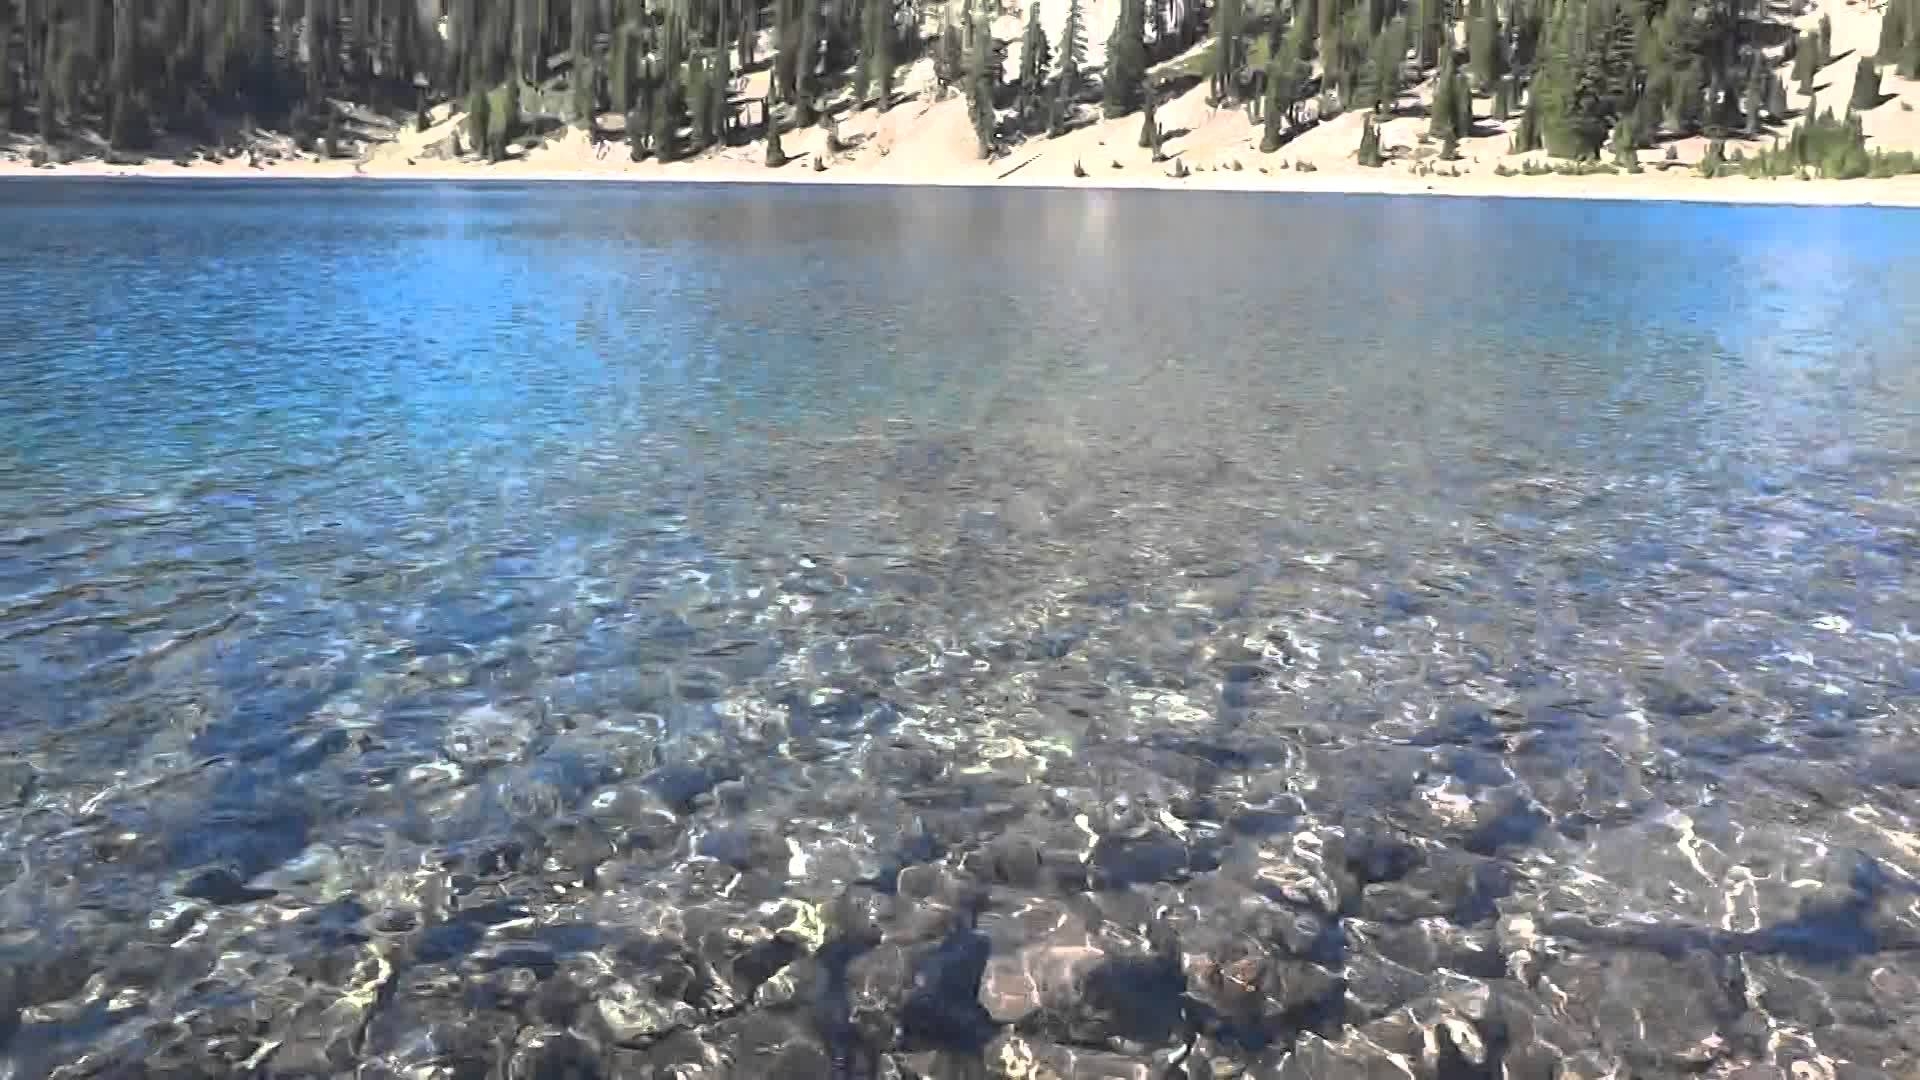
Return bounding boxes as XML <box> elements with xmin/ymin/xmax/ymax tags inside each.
<box><xmin>4</xmin><ymin>180</ymin><xmax>1920</xmax><ymax>1078</ymax></box>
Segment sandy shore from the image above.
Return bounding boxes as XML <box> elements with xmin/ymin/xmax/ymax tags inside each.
<box><xmin>8</xmin><ymin>0</ymin><xmax>1920</xmax><ymax>208</ymax></box>
<box><xmin>9</xmin><ymin>149</ymin><xmax>1920</xmax><ymax>208</ymax></box>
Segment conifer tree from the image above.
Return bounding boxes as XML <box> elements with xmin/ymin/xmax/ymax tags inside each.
<box><xmin>466</xmin><ymin>85</ymin><xmax>491</xmax><ymax>154</ymax></box>
<box><xmin>1357</xmin><ymin>113</ymin><xmax>1384</xmax><ymax>163</ymax></box>
<box><xmin>1699</xmin><ymin>135</ymin><xmax>1724</xmax><ymax>175</ymax></box>
<box><xmin>570</xmin><ymin>0</ymin><xmax>596</xmax><ymax>121</ymax></box>
<box><xmin>1018</xmin><ymin>3</ymin><xmax>1052</xmax><ymax>128</ymax></box>
<box><xmin>1851</xmin><ymin>55</ymin><xmax>1881</xmax><ymax>111</ymax></box>
<box><xmin>875</xmin><ymin>2</ymin><xmax>897</xmax><ymax>110</ymax></box>
<box><xmin>1360</xmin><ymin>17</ymin><xmax>1408</xmax><ymax>113</ymax></box>
<box><xmin>1430</xmin><ymin>41</ymin><xmax>1463</xmax><ymax>140</ymax></box>
<box><xmin>795</xmin><ymin>0</ymin><xmax>821</xmax><ymax>124</ymax></box>
<box><xmin>1059</xmin><ymin>0</ymin><xmax>1089</xmax><ymax>98</ymax></box>
<box><xmin>968</xmin><ymin>12</ymin><xmax>997</xmax><ymax>155</ymax></box>
<box><xmin>1139</xmin><ymin>82</ymin><xmax>1160</xmax><ymax>150</ymax></box>
<box><xmin>1608</xmin><ymin>109</ymin><xmax>1637</xmax><ymax>167</ymax></box>
<box><xmin>1791</xmin><ymin>30</ymin><xmax>1815</xmax><ymax>85</ymax></box>
<box><xmin>935</xmin><ymin>18</ymin><xmax>964</xmax><ymax>96</ymax></box>
<box><xmin>1470</xmin><ymin>0</ymin><xmax>1504</xmax><ymax>90</ymax></box>
<box><xmin>765</xmin><ymin>102</ymin><xmax>788</xmax><ymax>164</ymax></box>
<box><xmin>1512</xmin><ymin>89</ymin><xmax>1543</xmax><ymax>150</ymax></box>
<box><xmin>1260</xmin><ymin>16</ymin><xmax>1308</xmax><ymax>150</ymax></box>
<box><xmin>1104</xmin><ymin>0</ymin><xmax>1147</xmax><ymax>115</ymax></box>
<box><xmin>1212</xmin><ymin>0</ymin><xmax>1245</xmax><ymax>103</ymax></box>
<box><xmin>1882</xmin><ymin>0</ymin><xmax>1908</xmax><ymax>59</ymax></box>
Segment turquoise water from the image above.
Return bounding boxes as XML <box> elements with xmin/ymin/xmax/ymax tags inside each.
<box><xmin>5</xmin><ymin>180</ymin><xmax>1920</xmax><ymax>1076</ymax></box>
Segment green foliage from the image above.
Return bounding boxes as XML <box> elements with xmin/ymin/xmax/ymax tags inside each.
<box><xmin>764</xmin><ymin>107</ymin><xmax>787</xmax><ymax>166</ymax></box>
<box><xmin>858</xmin><ymin>0</ymin><xmax>898</xmax><ymax>109</ymax></box>
<box><xmin>1429</xmin><ymin>45</ymin><xmax>1462</xmax><ymax>140</ymax></box>
<box><xmin>1492</xmin><ymin>73</ymin><xmax>1514</xmax><ymax>121</ymax></box>
<box><xmin>936</xmin><ymin>19</ymin><xmax>965</xmax><ymax>96</ymax></box>
<box><xmin>1359</xmin><ymin>17</ymin><xmax>1408</xmax><ymax>113</ymax></box>
<box><xmin>1851</xmin><ymin>56</ymin><xmax>1882</xmax><ymax>111</ymax></box>
<box><xmin>1357</xmin><ymin>114</ymin><xmax>1384</xmax><ymax>164</ymax></box>
<box><xmin>466</xmin><ymin>86</ymin><xmax>491</xmax><ymax>155</ymax></box>
<box><xmin>1789</xmin><ymin>33</ymin><xmax>1811</xmax><ymax>84</ymax></box>
<box><xmin>1698</xmin><ymin>136</ymin><xmax>1724</xmax><ymax>176</ymax></box>
<box><xmin>1894</xmin><ymin>0</ymin><xmax>1920</xmax><ymax>77</ymax></box>
<box><xmin>1531</xmin><ymin>0</ymin><xmax>1634</xmax><ymax>160</ymax></box>
<box><xmin>1260</xmin><ymin>18</ymin><xmax>1309</xmax><ymax>151</ymax></box>
<box><xmin>1469</xmin><ymin>0</ymin><xmax>1505</xmax><ymax>90</ymax></box>
<box><xmin>1139</xmin><ymin>86</ymin><xmax>1160</xmax><ymax>149</ymax></box>
<box><xmin>1608</xmin><ymin>109</ymin><xmax>1638</xmax><ymax>169</ymax></box>
<box><xmin>1018</xmin><ymin>4</ymin><xmax>1053</xmax><ymax>130</ymax></box>
<box><xmin>1744</xmin><ymin>108</ymin><xmax>1883</xmax><ymax>177</ymax></box>
<box><xmin>1059</xmin><ymin>0</ymin><xmax>1089</xmax><ymax>98</ymax></box>
<box><xmin>485</xmin><ymin>80</ymin><xmax>519</xmax><ymax>161</ymax></box>
<box><xmin>1512</xmin><ymin>90</ymin><xmax>1543</xmax><ymax>151</ymax></box>
<box><xmin>968</xmin><ymin>13</ymin><xmax>998</xmax><ymax>156</ymax></box>
<box><xmin>1211</xmin><ymin>0</ymin><xmax>1246</xmax><ymax>103</ymax></box>
<box><xmin>1104</xmin><ymin>0</ymin><xmax>1148</xmax><ymax>116</ymax></box>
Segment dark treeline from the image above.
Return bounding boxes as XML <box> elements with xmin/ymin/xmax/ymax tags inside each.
<box><xmin>0</xmin><ymin>0</ymin><xmax>1852</xmax><ymax>164</ymax></box>
<box><xmin>0</xmin><ymin>0</ymin><xmax>919</xmax><ymax>158</ymax></box>
<box><xmin>1242</xmin><ymin>0</ymin><xmax>1809</xmax><ymax>161</ymax></box>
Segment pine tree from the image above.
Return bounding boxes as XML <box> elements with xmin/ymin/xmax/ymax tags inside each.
<box><xmin>968</xmin><ymin>12</ymin><xmax>997</xmax><ymax>155</ymax></box>
<box><xmin>1608</xmin><ymin>109</ymin><xmax>1637</xmax><ymax>167</ymax></box>
<box><xmin>1357</xmin><ymin>113</ymin><xmax>1384</xmax><ymax>163</ymax></box>
<box><xmin>1512</xmin><ymin>89</ymin><xmax>1543</xmax><ymax>150</ymax></box>
<box><xmin>1470</xmin><ymin>0</ymin><xmax>1504</xmax><ymax>90</ymax></box>
<box><xmin>875</xmin><ymin>0</ymin><xmax>897</xmax><ymax>111</ymax></box>
<box><xmin>1882</xmin><ymin>0</ymin><xmax>1907</xmax><ymax>59</ymax></box>
<box><xmin>1360</xmin><ymin>17</ymin><xmax>1408</xmax><ymax>113</ymax></box>
<box><xmin>1741</xmin><ymin>65</ymin><xmax>1760</xmax><ymax>134</ymax></box>
<box><xmin>1212</xmin><ymin>0</ymin><xmax>1245</xmax><ymax>103</ymax></box>
<box><xmin>1261</xmin><ymin>16</ymin><xmax>1308</xmax><ymax>150</ymax></box>
<box><xmin>1139</xmin><ymin>82</ymin><xmax>1160</xmax><ymax>150</ymax></box>
<box><xmin>1851</xmin><ymin>55</ymin><xmax>1881</xmax><ymax>111</ymax></box>
<box><xmin>936</xmin><ymin>17</ymin><xmax>964</xmax><ymax>96</ymax></box>
<box><xmin>795</xmin><ymin>0</ymin><xmax>821</xmax><ymax>124</ymax></box>
<box><xmin>1059</xmin><ymin>0</ymin><xmax>1089</xmax><ymax>98</ymax></box>
<box><xmin>1018</xmin><ymin>3</ymin><xmax>1052</xmax><ymax>129</ymax></box>
<box><xmin>466</xmin><ymin>85</ymin><xmax>490</xmax><ymax>154</ymax></box>
<box><xmin>570</xmin><ymin>0</ymin><xmax>596</xmax><ymax>122</ymax></box>
<box><xmin>1104</xmin><ymin>0</ymin><xmax>1147</xmax><ymax>115</ymax></box>
<box><xmin>1430</xmin><ymin>41</ymin><xmax>1463</xmax><ymax>140</ymax></box>
<box><xmin>1790</xmin><ymin>30</ymin><xmax>1815</xmax><ymax>85</ymax></box>
<box><xmin>765</xmin><ymin>102</ymin><xmax>788</xmax><ymax>164</ymax></box>
<box><xmin>1412</xmin><ymin>0</ymin><xmax>1441</xmax><ymax>69</ymax></box>
<box><xmin>1699</xmin><ymin>135</ymin><xmax>1724</xmax><ymax>175</ymax></box>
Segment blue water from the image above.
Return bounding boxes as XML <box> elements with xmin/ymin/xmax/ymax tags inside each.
<box><xmin>4</xmin><ymin>180</ymin><xmax>1920</xmax><ymax>1076</ymax></box>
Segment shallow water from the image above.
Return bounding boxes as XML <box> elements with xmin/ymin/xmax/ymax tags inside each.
<box><xmin>5</xmin><ymin>180</ymin><xmax>1920</xmax><ymax>1078</ymax></box>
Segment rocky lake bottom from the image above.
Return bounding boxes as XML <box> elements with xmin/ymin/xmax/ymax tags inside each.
<box><xmin>3</xmin><ymin>182</ymin><xmax>1920</xmax><ymax>1078</ymax></box>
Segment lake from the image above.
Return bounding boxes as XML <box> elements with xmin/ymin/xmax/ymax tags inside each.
<box><xmin>4</xmin><ymin>179</ymin><xmax>1920</xmax><ymax>1078</ymax></box>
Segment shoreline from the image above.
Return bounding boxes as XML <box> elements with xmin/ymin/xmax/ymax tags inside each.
<box><xmin>8</xmin><ymin>156</ymin><xmax>1920</xmax><ymax>208</ymax></box>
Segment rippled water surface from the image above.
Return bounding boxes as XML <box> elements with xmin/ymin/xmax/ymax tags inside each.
<box><xmin>6</xmin><ymin>180</ymin><xmax>1920</xmax><ymax>1078</ymax></box>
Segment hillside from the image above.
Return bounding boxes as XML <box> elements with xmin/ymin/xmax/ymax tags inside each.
<box><xmin>7</xmin><ymin>0</ymin><xmax>1920</xmax><ymax>203</ymax></box>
